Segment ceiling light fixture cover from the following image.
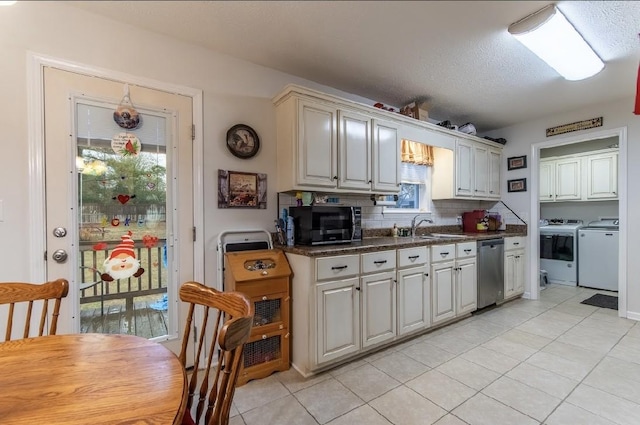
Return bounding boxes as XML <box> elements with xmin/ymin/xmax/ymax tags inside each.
<box><xmin>508</xmin><ymin>4</ymin><xmax>604</xmax><ymax>81</ymax></box>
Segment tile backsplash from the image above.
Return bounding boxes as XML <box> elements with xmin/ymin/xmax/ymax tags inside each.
<box><xmin>278</xmin><ymin>192</ymin><xmax>527</xmax><ymax>233</ymax></box>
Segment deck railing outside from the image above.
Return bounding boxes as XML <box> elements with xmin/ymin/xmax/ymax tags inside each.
<box><xmin>78</xmin><ymin>239</ymin><xmax>168</xmax><ymax>337</ymax></box>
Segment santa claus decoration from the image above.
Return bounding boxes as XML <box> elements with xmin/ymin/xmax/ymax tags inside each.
<box><xmin>101</xmin><ymin>231</ymin><xmax>144</xmax><ymax>282</ymax></box>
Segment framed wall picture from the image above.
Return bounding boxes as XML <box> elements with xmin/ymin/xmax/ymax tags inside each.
<box><xmin>218</xmin><ymin>169</ymin><xmax>267</xmax><ymax>208</ymax></box>
<box><xmin>507</xmin><ymin>155</ymin><xmax>527</xmax><ymax>170</ymax></box>
<box><xmin>507</xmin><ymin>178</ymin><xmax>527</xmax><ymax>192</ymax></box>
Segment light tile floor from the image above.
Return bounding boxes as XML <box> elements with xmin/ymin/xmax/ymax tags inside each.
<box><xmin>227</xmin><ymin>284</ymin><xmax>640</xmax><ymax>425</ymax></box>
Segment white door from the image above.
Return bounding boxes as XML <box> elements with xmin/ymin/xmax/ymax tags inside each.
<box><xmin>456</xmin><ymin>258</ymin><xmax>477</xmax><ymax>315</ymax></box>
<box><xmin>555</xmin><ymin>158</ymin><xmax>581</xmax><ymax>200</ymax></box>
<box><xmin>43</xmin><ymin>67</ymin><xmax>193</xmax><ymax>355</ymax></box>
<box><xmin>338</xmin><ymin>110</ymin><xmax>371</xmax><ymax>190</ymax></box>
<box><xmin>455</xmin><ymin>140</ymin><xmax>473</xmax><ymax>197</ymax></box>
<box><xmin>431</xmin><ymin>261</ymin><xmax>456</xmax><ymax>324</ymax></box>
<box><xmin>473</xmin><ymin>144</ymin><xmax>489</xmax><ymax>197</ymax></box>
<box><xmin>397</xmin><ymin>266</ymin><xmax>430</xmax><ymax>335</ymax></box>
<box><xmin>297</xmin><ymin>100</ymin><xmax>338</xmax><ymax>188</ymax></box>
<box><xmin>371</xmin><ymin>119</ymin><xmax>400</xmax><ymax>192</ymax></box>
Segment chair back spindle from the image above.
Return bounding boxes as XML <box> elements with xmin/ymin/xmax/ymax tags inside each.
<box><xmin>0</xmin><ymin>279</ymin><xmax>69</xmax><ymax>341</ymax></box>
<box><xmin>178</xmin><ymin>281</ymin><xmax>253</xmax><ymax>425</ymax></box>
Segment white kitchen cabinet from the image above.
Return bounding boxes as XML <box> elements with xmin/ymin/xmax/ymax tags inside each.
<box><xmin>397</xmin><ymin>246</ymin><xmax>430</xmax><ymax>336</ymax></box>
<box><xmin>504</xmin><ymin>237</ymin><xmax>525</xmax><ymax>300</ymax></box>
<box><xmin>360</xmin><ymin>250</ymin><xmax>396</xmax><ymax>348</ymax></box>
<box><xmin>488</xmin><ymin>147</ymin><xmax>502</xmax><ymax>199</ymax></box>
<box><xmin>361</xmin><ymin>271</ymin><xmax>396</xmax><ymax>348</ymax></box>
<box><xmin>372</xmin><ymin>119</ymin><xmax>401</xmax><ymax>192</ymax></box>
<box><xmin>456</xmin><ymin>257</ymin><xmax>477</xmax><ymax>315</ymax></box>
<box><xmin>555</xmin><ymin>157</ymin><xmax>581</xmax><ymax>201</ymax></box>
<box><xmin>587</xmin><ymin>152</ymin><xmax>617</xmax><ymax>199</ymax></box>
<box><xmin>432</xmin><ymin>138</ymin><xmax>504</xmax><ymax>200</ymax></box>
<box><xmin>456</xmin><ymin>139</ymin><xmax>474</xmax><ymax>197</ymax></box>
<box><xmin>338</xmin><ymin>110</ymin><xmax>372</xmax><ymax>191</ymax></box>
<box><xmin>274</xmin><ymin>88</ymin><xmax>399</xmax><ymax>194</ymax></box>
<box><xmin>540</xmin><ymin>149</ymin><xmax>617</xmax><ymax>203</ymax></box>
<box><xmin>539</xmin><ymin>159</ymin><xmax>555</xmax><ymax>202</ymax></box>
<box><xmin>431</xmin><ymin>242</ymin><xmax>477</xmax><ymax>325</ymax></box>
<box><xmin>296</xmin><ymin>99</ymin><xmax>338</xmax><ymax>188</ymax></box>
<box><xmin>431</xmin><ymin>260</ymin><xmax>456</xmax><ymax>324</ymax></box>
<box><xmin>316</xmin><ymin>277</ymin><xmax>361</xmax><ymax>364</ymax></box>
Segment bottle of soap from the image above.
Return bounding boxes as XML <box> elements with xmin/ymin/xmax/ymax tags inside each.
<box><xmin>392</xmin><ymin>223</ymin><xmax>398</xmax><ymax>237</ymax></box>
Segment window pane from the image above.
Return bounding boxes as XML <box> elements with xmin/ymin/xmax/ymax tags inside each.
<box><xmin>387</xmin><ymin>183</ymin><xmax>419</xmax><ymax>208</ymax></box>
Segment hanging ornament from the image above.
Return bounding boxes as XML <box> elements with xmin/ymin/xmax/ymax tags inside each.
<box><xmin>111</xmin><ymin>217</ymin><xmax>121</xmax><ymax>227</ymax></box>
<box><xmin>142</xmin><ymin>235</ymin><xmax>159</xmax><ymax>248</ymax></box>
<box><xmin>111</xmin><ymin>133</ymin><xmax>141</xmax><ymax>157</ymax></box>
<box><xmin>92</xmin><ymin>242</ymin><xmax>108</xmax><ymax>251</ymax></box>
<box><xmin>113</xmin><ymin>194</ymin><xmax>136</xmax><ymax>205</ymax></box>
<box><xmin>113</xmin><ymin>84</ymin><xmax>141</xmax><ymax>129</ymax></box>
<box><xmin>146</xmin><ymin>182</ymin><xmax>156</xmax><ymax>190</ymax></box>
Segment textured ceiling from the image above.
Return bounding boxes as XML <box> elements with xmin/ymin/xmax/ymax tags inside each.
<box><xmin>67</xmin><ymin>1</ymin><xmax>640</xmax><ymax>133</ymax></box>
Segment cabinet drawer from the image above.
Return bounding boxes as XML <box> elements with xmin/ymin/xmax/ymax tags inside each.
<box><xmin>362</xmin><ymin>250</ymin><xmax>396</xmax><ymax>273</ymax></box>
<box><xmin>398</xmin><ymin>246</ymin><xmax>428</xmax><ymax>268</ymax></box>
<box><xmin>431</xmin><ymin>244</ymin><xmax>456</xmax><ymax>262</ymax></box>
<box><xmin>505</xmin><ymin>236</ymin><xmax>525</xmax><ymax>251</ymax></box>
<box><xmin>456</xmin><ymin>241</ymin><xmax>477</xmax><ymax>258</ymax></box>
<box><xmin>316</xmin><ymin>254</ymin><xmax>360</xmax><ymax>281</ymax></box>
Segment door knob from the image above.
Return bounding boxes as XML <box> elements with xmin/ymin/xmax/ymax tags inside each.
<box><xmin>52</xmin><ymin>249</ymin><xmax>68</xmax><ymax>263</ymax></box>
<box><xmin>53</xmin><ymin>227</ymin><xmax>67</xmax><ymax>238</ymax></box>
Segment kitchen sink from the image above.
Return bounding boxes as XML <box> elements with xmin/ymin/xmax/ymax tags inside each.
<box><xmin>420</xmin><ymin>233</ymin><xmax>467</xmax><ymax>240</ymax></box>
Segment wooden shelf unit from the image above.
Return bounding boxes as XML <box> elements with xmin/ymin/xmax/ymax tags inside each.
<box><xmin>224</xmin><ymin>249</ymin><xmax>291</xmax><ymax>386</ymax></box>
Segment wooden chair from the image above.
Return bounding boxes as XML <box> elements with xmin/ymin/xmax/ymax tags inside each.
<box><xmin>178</xmin><ymin>281</ymin><xmax>254</xmax><ymax>425</ymax></box>
<box><xmin>0</xmin><ymin>279</ymin><xmax>69</xmax><ymax>341</ymax></box>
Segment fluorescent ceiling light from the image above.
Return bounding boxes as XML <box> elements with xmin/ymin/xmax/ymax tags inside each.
<box><xmin>0</xmin><ymin>1</ymin><xmax>17</xmax><ymax>6</ymax></box>
<box><xmin>508</xmin><ymin>4</ymin><xmax>604</xmax><ymax>81</ymax></box>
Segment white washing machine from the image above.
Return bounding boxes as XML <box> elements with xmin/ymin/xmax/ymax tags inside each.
<box><xmin>539</xmin><ymin>219</ymin><xmax>583</xmax><ymax>285</ymax></box>
<box><xmin>578</xmin><ymin>218</ymin><xmax>619</xmax><ymax>291</ymax></box>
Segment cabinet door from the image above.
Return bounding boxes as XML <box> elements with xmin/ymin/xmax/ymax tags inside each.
<box><xmin>514</xmin><ymin>249</ymin><xmax>525</xmax><ymax>295</ymax></box>
<box><xmin>338</xmin><ymin>110</ymin><xmax>372</xmax><ymax>190</ymax></box>
<box><xmin>504</xmin><ymin>252</ymin><xmax>516</xmax><ymax>299</ymax></box>
<box><xmin>473</xmin><ymin>143</ymin><xmax>489</xmax><ymax>197</ymax></box>
<box><xmin>555</xmin><ymin>158</ymin><xmax>581</xmax><ymax>200</ymax></box>
<box><xmin>316</xmin><ymin>278</ymin><xmax>360</xmax><ymax>364</ymax></box>
<box><xmin>488</xmin><ymin>148</ymin><xmax>502</xmax><ymax>199</ymax></box>
<box><xmin>361</xmin><ymin>271</ymin><xmax>396</xmax><ymax>348</ymax></box>
<box><xmin>587</xmin><ymin>153</ymin><xmax>617</xmax><ymax>199</ymax></box>
<box><xmin>397</xmin><ymin>265</ymin><xmax>430</xmax><ymax>336</ymax></box>
<box><xmin>455</xmin><ymin>140</ymin><xmax>473</xmax><ymax>197</ymax></box>
<box><xmin>297</xmin><ymin>100</ymin><xmax>338</xmax><ymax>188</ymax></box>
<box><xmin>372</xmin><ymin>119</ymin><xmax>400</xmax><ymax>192</ymax></box>
<box><xmin>456</xmin><ymin>257</ymin><xmax>477</xmax><ymax>315</ymax></box>
<box><xmin>539</xmin><ymin>160</ymin><xmax>555</xmax><ymax>202</ymax></box>
<box><xmin>431</xmin><ymin>260</ymin><xmax>456</xmax><ymax>324</ymax></box>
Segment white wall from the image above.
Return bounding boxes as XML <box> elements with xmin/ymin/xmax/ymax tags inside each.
<box><xmin>0</xmin><ymin>2</ymin><xmax>377</xmax><ymax>285</ymax></box>
<box><xmin>492</xmin><ymin>96</ymin><xmax>638</xmax><ymax>317</ymax></box>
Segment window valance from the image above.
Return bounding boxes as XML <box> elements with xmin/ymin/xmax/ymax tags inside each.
<box><xmin>401</xmin><ymin>140</ymin><xmax>434</xmax><ymax>165</ymax></box>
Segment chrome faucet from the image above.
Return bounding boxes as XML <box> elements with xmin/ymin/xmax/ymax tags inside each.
<box><xmin>411</xmin><ymin>214</ymin><xmax>434</xmax><ymax>238</ymax></box>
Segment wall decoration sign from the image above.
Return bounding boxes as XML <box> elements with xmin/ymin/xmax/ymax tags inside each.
<box><xmin>111</xmin><ymin>132</ymin><xmax>141</xmax><ymax>156</ymax></box>
<box><xmin>507</xmin><ymin>178</ymin><xmax>527</xmax><ymax>193</ymax></box>
<box><xmin>100</xmin><ymin>230</ymin><xmax>145</xmax><ymax>282</ymax></box>
<box><xmin>507</xmin><ymin>155</ymin><xmax>527</xmax><ymax>170</ymax></box>
<box><xmin>113</xmin><ymin>84</ymin><xmax>141</xmax><ymax>129</ymax></box>
<box><xmin>546</xmin><ymin>117</ymin><xmax>603</xmax><ymax>137</ymax></box>
<box><xmin>218</xmin><ymin>169</ymin><xmax>267</xmax><ymax>209</ymax></box>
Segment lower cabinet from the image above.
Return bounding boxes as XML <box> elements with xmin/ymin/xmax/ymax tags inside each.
<box><xmin>397</xmin><ymin>246</ymin><xmax>430</xmax><ymax>336</ymax></box>
<box><xmin>316</xmin><ymin>277</ymin><xmax>361</xmax><ymax>364</ymax></box>
<box><xmin>361</xmin><ymin>271</ymin><xmax>396</xmax><ymax>348</ymax></box>
<box><xmin>431</xmin><ymin>242</ymin><xmax>477</xmax><ymax>326</ymax></box>
<box><xmin>504</xmin><ymin>237</ymin><xmax>526</xmax><ymax>300</ymax></box>
<box><xmin>286</xmin><ymin>241</ymin><xmax>481</xmax><ymax>377</ymax></box>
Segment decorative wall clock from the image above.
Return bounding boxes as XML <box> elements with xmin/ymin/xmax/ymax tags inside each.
<box><xmin>226</xmin><ymin>124</ymin><xmax>260</xmax><ymax>159</ymax></box>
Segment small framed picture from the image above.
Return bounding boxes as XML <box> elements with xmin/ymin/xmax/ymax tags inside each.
<box><xmin>218</xmin><ymin>169</ymin><xmax>267</xmax><ymax>209</ymax></box>
<box><xmin>507</xmin><ymin>178</ymin><xmax>527</xmax><ymax>193</ymax></box>
<box><xmin>507</xmin><ymin>155</ymin><xmax>527</xmax><ymax>170</ymax></box>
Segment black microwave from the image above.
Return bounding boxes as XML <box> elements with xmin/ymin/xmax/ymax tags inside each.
<box><xmin>289</xmin><ymin>206</ymin><xmax>362</xmax><ymax>245</ymax></box>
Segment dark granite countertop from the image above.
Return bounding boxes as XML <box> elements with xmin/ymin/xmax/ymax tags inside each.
<box><xmin>279</xmin><ymin>226</ymin><xmax>527</xmax><ymax>258</ymax></box>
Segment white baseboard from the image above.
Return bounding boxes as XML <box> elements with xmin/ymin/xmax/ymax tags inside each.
<box><xmin>625</xmin><ymin>311</ymin><xmax>640</xmax><ymax>322</ymax></box>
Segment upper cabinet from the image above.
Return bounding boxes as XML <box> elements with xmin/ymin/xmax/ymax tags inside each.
<box><xmin>540</xmin><ymin>148</ymin><xmax>617</xmax><ymax>202</ymax></box>
<box><xmin>273</xmin><ymin>85</ymin><xmax>503</xmax><ymax>196</ymax></box>
<box><xmin>275</xmin><ymin>89</ymin><xmax>400</xmax><ymax>194</ymax></box>
<box><xmin>432</xmin><ymin>139</ymin><xmax>502</xmax><ymax>201</ymax></box>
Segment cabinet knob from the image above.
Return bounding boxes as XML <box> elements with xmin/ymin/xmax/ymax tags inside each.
<box><xmin>333</xmin><ymin>176</ymin><xmax>338</xmax><ymax>180</ymax></box>
<box><xmin>262</xmin><ymin>296</ymin><xmax>268</xmax><ymax>301</ymax></box>
<box><xmin>355</xmin><ymin>287</ymin><xmax>361</xmax><ymax>291</ymax></box>
<box><xmin>424</xmin><ymin>273</ymin><xmax>429</xmax><ymax>277</ymax></box>
<box><xmin>368</xmin><ymin>180</ymin><xmax>372</xmax><ymax>184</ymax></box>
<box><xmin>262</xmin><ymin>335</ymin><xmax>267</xmax><ymax>340</ymax></box>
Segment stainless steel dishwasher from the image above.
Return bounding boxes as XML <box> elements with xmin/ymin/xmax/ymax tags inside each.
<box><xmin>477</xmin><ymin>238</ymin><xmax>504</xmax><ymax>309</ymax></box>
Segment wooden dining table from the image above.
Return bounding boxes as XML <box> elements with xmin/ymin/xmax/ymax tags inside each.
<box><xmin>0</xmin><ymin>333</ymin><xmax>187</xmax><ymax>425</ymax></box>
